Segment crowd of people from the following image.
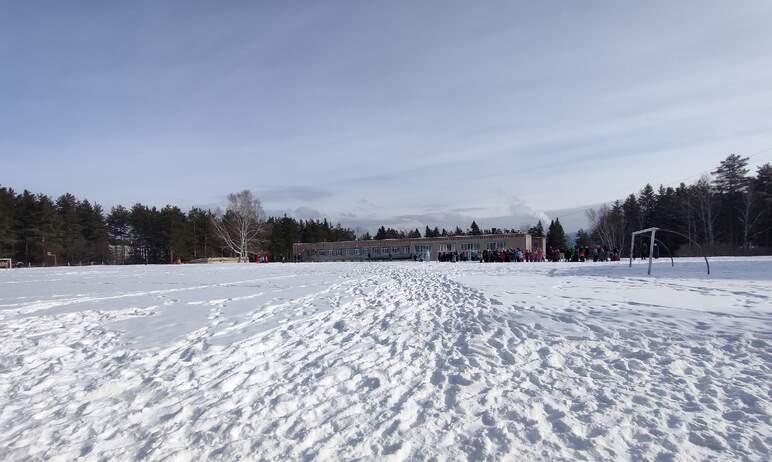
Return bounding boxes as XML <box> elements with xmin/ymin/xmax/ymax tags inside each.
<box><xmin>437</xmin><ymin>251</ymin><xmax>477</xmax><ymax>262</ymax></box>
<box><xmin>457</xmin><ymin>246</ymin><xmax>626</xmax><ymax>263</ymax></box>
<box><xmin>433</xmin><ymin>248</ymin><xmax>548</xmax><ymax>263</ymax></box>
<box><xmin>435</xmin><ymin>246</ymin><xmax>628</xmax><ymax>263</ymax></box>
<box><xmin>480</xmin><ymin>248</ymin><xmax>546</xmax><ymax>262</ymax></box>
<box><xmin>546</xmin><ymin>246</ymin><xmax>622</xmax><ymax>263</ymax></box>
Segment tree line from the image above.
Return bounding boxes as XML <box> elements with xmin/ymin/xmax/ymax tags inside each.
<box><xmin>371</xmin><ymin>221</ymin><xmax>524</xmax><ymax>241</ymax></box>
<box><xmin>0</xmin><ymin>186</ymin><xmax>554</xmax><ymax>266</ymax></box>
<box><xmin>0</xmin><ymin>188</ymin><xmax>358</xmax><ymax>265</ymax></box>
<box><xmin>4</xmin><ymin>153</ymin><xmax>767</xmax><ymax>265</ymax></box>
<box><xmin>585</xmin><ymin>154</ymin><xmax>772</xmax><ymax>256</ymax></box>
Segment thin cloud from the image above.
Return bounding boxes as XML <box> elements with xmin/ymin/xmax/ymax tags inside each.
<box><xmin>258</xmin><ymin>187</ymin><xmax>333</xmax><ymax>203</ymax></box>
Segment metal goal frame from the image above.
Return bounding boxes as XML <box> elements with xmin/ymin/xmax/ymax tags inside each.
<box><xmin>629</xmin><ymin>227</ymin><xmax>710</xmax><ymax>275</ymax></box>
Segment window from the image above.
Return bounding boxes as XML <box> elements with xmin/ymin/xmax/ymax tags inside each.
<box><xmin>461</xmin><ymin>242</ymin><xmax>480</xmax><ymax>251</ymax></box>
<box><xmin>415</xmin><ymin>245</ymin><xmax>432</xmax><ymax>254</ymax></box>
<box><xmin>440</xmin><ymin>243</ymin><xmax>452</xmax><ymax>252</ymax></box>
<box><xmin>487</xmin><ymin>241</ymin><xmax>506</xmax><ymax>250</ymax></box>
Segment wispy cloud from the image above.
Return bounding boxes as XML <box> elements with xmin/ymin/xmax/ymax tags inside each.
<box><xmin>258</xmin><ymin>187</ymin><xmax>333</xmax><ymax>203</ymax></box>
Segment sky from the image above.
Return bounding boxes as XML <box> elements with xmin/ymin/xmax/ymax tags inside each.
<box><xmin>2</xmin><ymin>1</ymin><xmax>772</xmax><ymax>232</ymax></box>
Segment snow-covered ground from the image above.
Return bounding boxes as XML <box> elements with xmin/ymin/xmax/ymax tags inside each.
<box><xmin>1</xmin><ymin>258</ymin><xmax>770</xmax><ymax>461</ymax></box>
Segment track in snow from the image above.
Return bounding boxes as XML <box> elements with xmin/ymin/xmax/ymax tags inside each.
<box><xmin>0</xmin><ymin>259</ymin><xmax>770</xmax><ymax>461</ymax></box>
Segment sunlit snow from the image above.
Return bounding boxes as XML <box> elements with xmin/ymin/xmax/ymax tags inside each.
<box><xmin>1</xmin><ymin>258</ymin><xmax>770</xmax><ymax>460</ymax></box>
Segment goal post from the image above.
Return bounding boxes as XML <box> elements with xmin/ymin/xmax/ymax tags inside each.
<box><xmin>630</xmin><ymin>227</ymin><xmax>658</xmax><ymax>275</ymax></box>
<box><xmin>630</xmin><ymin>227</ymin><xmax>710</xmax><ymax>275</ymax></box>
<box><xmin>0</xmin><ymin>258</ymin><xmax>12</xmax><ymax>270</ymax></box>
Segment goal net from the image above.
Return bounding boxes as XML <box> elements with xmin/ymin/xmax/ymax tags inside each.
<box><xmin>0</xmin><ymin>258</ymin><xmax>12</xmax><ymax>270</ymax></box>
<box><xmin>629</xmin><ymin>227</ymin><xmax>710</xmax><ymax>275</ymax></box>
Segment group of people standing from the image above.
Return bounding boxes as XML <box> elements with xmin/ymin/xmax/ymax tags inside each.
<box><xmin>480</xmin><ymin>248</ymin><xmax>545</xmax><ymax>263</ymax></box>
<box><xmin>546</xmin><ymin>246</ymin><xmax>622</xmax><ymax>263</ymax></box>
<box><xmin>437</xmin><ymin>251</ymin><xmax>478</xmax><ymax>262</ymax></box>
<box><xmin>410</xmin><ymin>245</ymin><xmax>632</xmax><ymax>263</ymax></box>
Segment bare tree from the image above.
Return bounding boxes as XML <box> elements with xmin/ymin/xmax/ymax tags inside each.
<box><xmin>739</xmin><ymin>186</ymin><xmax>764</xmax><ymax>251</ymax></box>
<box><xmin>692</xmin><ymin>175</ymin><xmax>717</xmax><ymax>246</ymax></box>
<box><xmin>587</xmin><ymin>203</ymin><xmax>625</xmax><ymax>251</ymax></box>
<box><xmin>212</xmin><ymin>190</ymin><xmax>267</xmax><ymax>262</ymax></box>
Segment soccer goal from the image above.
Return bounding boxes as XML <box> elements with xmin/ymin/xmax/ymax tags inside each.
<box><xmin>629</xmin><ymin>228</ymin><xmax>660</xmax><ymax>275</ymax></box>
<box><xmin>629</xmin><ymin>227</ymin><xmax>710</xmax><ymax>275</ymax></box>
<box><xmin>0</xmin><ymin>258</ymin><xmax>12</xmax><ymax>270</ymax></box>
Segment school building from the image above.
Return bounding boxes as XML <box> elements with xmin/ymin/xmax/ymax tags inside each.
<box><xmin>292</xmin><ymin>233</ymin><xmax>546</xmax><ymax>262</ymax></box>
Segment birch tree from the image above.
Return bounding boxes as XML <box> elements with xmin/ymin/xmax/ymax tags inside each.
<box><xmin>212</xmin><ymin>190</ymin><xmax>267</xmax><ymax>262</ymax></box>
<box><xmin>587</xmin><ymin>202</ymin><xmax>625</xmax><ymax>251</ymax></box>
<box><xmin>739</xmin><ymin>185</ymin><xmax>764</xmax><ymax>251</ymax></box>
<box><xmin>693</xmin><ymin>175</ymin><xmax>717</xmax><ymax>246</ymax></box>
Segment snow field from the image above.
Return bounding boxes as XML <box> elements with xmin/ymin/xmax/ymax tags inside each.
<box><xmin>0</xmin><ymin>258</ymin><xmax>770</xmax><ymax>461</ymax></box>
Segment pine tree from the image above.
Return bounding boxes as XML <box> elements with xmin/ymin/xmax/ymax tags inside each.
<box><xmin>638</xmin><ymin>184</ymin><xmax>656</xmax><ymax>228</ymax></box>
<box><xmin>712</xmin><ymin>154</ymin><xmax>750</xmax><ymax>194</ymax></box>
<box><xmin>188</xmin><ymin>208</ymin><xmax>217</xmax><ymax>259</ymax></box>
<box><xmin>0</xmin><ymin>186</ymin><xmax>15</xmax><ymax>257</ymax></box>
<box><xmin>528</xmin><ymin>220</ymin><xmax>545</xmax><ymax>237</ymax></box>
<box><xmin>755</xmin><ymin>163</ymin><xmax>772</xmax><ymax>247</ymax></box>
<box><xmin>712</xmin><ymin>154</ymin><xmax>751</xmax><ymax>246</ymax></box>
<box><xmin>15</xmin><ymin>191</ymin><xmax>41</xmax><ymax>264</ymax></box>
<box><xmin>160</xmin><ymin>205</ymin><xmax>191</xmax><ymax>263</ymax></box>
<box><xmin>546</xmin><ymin>218</ymin><xmax>567</xmax><ymax>250</ymax></box>
<box><xmin>57</xmin><ymin>194</ymin><xmax>86</xmax><ymax>265</ymax></box>
<box><xmin>108</xmin><ymin>206</ymin><xmax>132</xmax><ymax>263</ymax></box>
<box><xmin>469</xmin><ymin>221</ymin><xmax>481</xmax><ymax>235</ymax></box>
<box><xmin>575</xmin><ymin>228</ymin><xmax>591</xmax><ymax>248</ymax></box>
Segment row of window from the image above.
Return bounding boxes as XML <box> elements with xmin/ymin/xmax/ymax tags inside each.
<box><xmin>415</xmin><ymin>245</ymin><xmax>432</xmax><ymax>254</ymax></box>
<box><xmin>311</xmin><ymin>241</ymin><xmax>510</xmax><ymax>257</ymax></box>
<box><xmin>315</xmin><ymin>246</ymin><xmax>412</xmax><ymax>257</ymax></box>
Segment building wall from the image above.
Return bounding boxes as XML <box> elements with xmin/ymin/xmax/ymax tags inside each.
<box><xmin>292</xmin><ymin>233</ymin><xmax>545</xmax><ymax>262</ymax></box>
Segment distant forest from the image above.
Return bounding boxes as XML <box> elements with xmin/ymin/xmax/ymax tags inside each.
<box><xmin>0</xmin><ymin>194</ymin><xmax>357</xmax><ymax>265</ymax></box>
<box><xmin>1</xmin><ymin>154</ymin><xmax>770</xmax><ymax>265</ymax></box>
<box><xmin>583</xmin><ymin>154</ymin><xmax>772</xmax><ymax>256</ymax></box>
<box><xmin>0</xmin><ymin>190</ymin><xmax>527</xmax><ymax>265</ymax></box>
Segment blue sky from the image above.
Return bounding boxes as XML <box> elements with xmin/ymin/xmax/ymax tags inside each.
<box><xmin>2</xmin><ymin>1</ymin><xmax>772</xmax><ymax>232</ymax></box>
